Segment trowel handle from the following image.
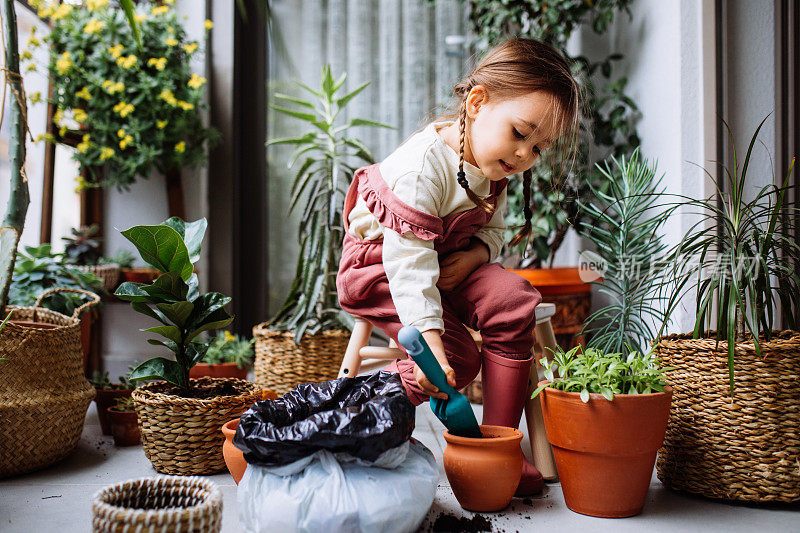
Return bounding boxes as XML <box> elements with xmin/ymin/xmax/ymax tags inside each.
<box><xmin>397</xmin><ymin>326</ymin><xmax>456</xmax><ymax>396</ymax></box>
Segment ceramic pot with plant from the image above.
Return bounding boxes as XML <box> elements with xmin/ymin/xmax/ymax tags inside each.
<box><xmin>107</xmin><ymin>397</ymin><xmax>140</xmax><ymax>447</ymax></box>
<box><xmin>442</xmin><ymin>425</ymin><xmax>524</xmax><ymax>512</ymax></box>
<box><xmin>533</xmin><ymin>346</ymin><xmax>672</xmax><ymax>518</ymax></box>
<box><xmin>254</xmin><ymin>65</ymin><xmax>391</xmax><ymax>395</ymax></box>
<box><xmin>190</xmin><ymin>330</ymin><xmax>253</xmax><ymax>380</ymax></box>
<box><xmin>654</xmin><ymin>118</ymin><xmax>800</xmax><ymax>503</ymax></box>
<box><xmin>116</xmin><ymin>217</ymin><xmax>263</xmax><ymax>475</ymax></box>
<box><xmin>90</xmin><ymin>371</ymin><xmax>133</xmax><ymax>435</ymax></box>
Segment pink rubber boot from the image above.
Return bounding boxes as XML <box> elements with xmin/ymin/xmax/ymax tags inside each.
<box><xmin>481</xmin><ymin>350</ymin><xmax>544</xmax><ymax>496</ymax></box>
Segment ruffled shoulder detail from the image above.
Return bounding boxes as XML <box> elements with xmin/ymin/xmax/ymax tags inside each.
<box><xmin>355</xmin><ymin>164</ymin><xmax>444</xmax><ymax>241</ymax></box>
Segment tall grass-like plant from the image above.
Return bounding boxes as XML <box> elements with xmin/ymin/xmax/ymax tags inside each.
<box><xmin>579</xmin><ymin>149</ymin><xmax>668</xmax><ymax>354</ymax></box>
<box><xmin>266</xmin><ymin>66</ymin><xmax>391</xmax><ymax>343</ymax></box>
<box><xmin>659</xmin><ymin>117</ymin><xmax>799</xmax><ymax>391</ymax></box>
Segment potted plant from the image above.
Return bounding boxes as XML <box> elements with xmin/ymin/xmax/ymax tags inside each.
<box><xmin>655</xmin><ymin>118</ymin><xmax>800</xmax><ymax>503</ymax></box>
<box><xmin>455</xmin><ymin>1</ymin><xmax>640</xmax><ymax>350</ymax></box>
<box><xmin>25</xmin><ymin>0</ymin><xmax>218</xmax><ymax>217</ymax></box>
<box><xmin>254</xmin><ymin>65</ymin><xmax>391</xmax><ymax>395</ymax></box>
<box><xmin>533</xmin><ymin>346</ymin><xmax>671</xmax><ymax>517</ymax></box>
<box><xmin>90</xmin><ymin>371</ymin><xmax>133</xmax><ymax>435</ymax></box>
<box><xmin>190</xmin><ymin>330</ymin><xmax>253</xmax><ymax>380</ymax></box>
<box><xmin>116</xmin><ymin>217</ymin><xmax>263</xmax><ymax>475</ymax></box>
<box><xmin>63</xmin><ymin>225</ymin><xmax>120</xmax><ymax>292</ymax></box>
<box><xmin>107</xmin><ymin>396</ymin><xmax>141</xmax><ymax>447</ymax></box>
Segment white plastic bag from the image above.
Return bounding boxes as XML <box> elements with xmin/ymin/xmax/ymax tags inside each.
<box><xmin>237</xmin><ymin>439</ymin><xmax>439</xmax><ymax>533</ymax></box>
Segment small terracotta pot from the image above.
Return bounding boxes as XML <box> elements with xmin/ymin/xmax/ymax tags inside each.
<box><xmin>94</xmin><ymin>388</ymin><xmax>133</xmax><ymax>435</ymax></box>
<box><xmin>107</xmin><ymin>407</ymin><xmax>141</xmax><ymax>446</ymax></box>
<box><xmin>539</xmin><ymin>382</ymin><xmax>673</xmax><ymax>518</ymax></box>
<box><xmin>221</xmin><ymin>419</ymin><xmax>246</xmax><ymax>484</ymax></box>
<box><xmin>120</xmin><ymin>268</ymin><xmax>160</xmax><ymax>284</ymax></box>
<box><xmin>509</xmin><ymin>266</ymin><xmax>591</xmax><ymax>296</ymax></box>
<box><xmin>190</xmin><ymin>362</ymin><xmax>249</xmax><ymax>380</ymax></box>
<box><xmin>442</xmin><ymin>425</ymin><xmax>523</xmax><ymax>512</ymax></box>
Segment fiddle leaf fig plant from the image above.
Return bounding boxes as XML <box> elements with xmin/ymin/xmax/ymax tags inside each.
<box><xmin>115</xmin><ymin>217</ymin><xmax>233</xmax><ymax>391</ymax></box>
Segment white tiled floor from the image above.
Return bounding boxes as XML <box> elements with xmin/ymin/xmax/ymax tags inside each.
<box><xmin>1</xmin><ymin>401</ymin><xmax>798</xmax><ymax>532</ymax></box>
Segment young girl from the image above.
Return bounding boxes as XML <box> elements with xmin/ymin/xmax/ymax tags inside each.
<box><xmin>337</xmin><ymin>38</ymin><xmax>579</xmax><ymax>495</ymax></box>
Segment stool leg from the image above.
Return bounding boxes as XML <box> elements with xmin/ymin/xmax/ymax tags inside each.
<box><xmin>525</xmin><ymin>318</ymin><xmax>559</xmax><ymax>481</ymax></box>
<box><xmin>338</xmin><ymin>318</ymin><xmax>373</xmax><ymax>378</ymax></box>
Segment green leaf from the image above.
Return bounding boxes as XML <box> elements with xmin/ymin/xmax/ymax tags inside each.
<box><xmin>114</xmin><ymin>282</ymin><xmax>151</xmax><ymax>302</ymax></box>
<box><xmin>129</xmin><ymin>357</ymin><xmax>183</xmax><ymax>387</ymax></box>
<box><xmin>336</xmin><ymin>81</ymin><xmax>370</xmax><ymax>109</ymax></box>
<box><xmin>162</xmin><ymin>218</ymin><xmax>207</xmax><ymax>264</ymax></box>
<box><xmin>580</xmin><ymin>389</ymin><xmax>590</xmax><ymax>403</ymax></box>
<box><xmin>156</xmin><ymin>301</ymin><xmax>195</xmax><ymax>328</ymax></box>
<box><xmin>270</xmin><ymin>105</ymin><xmax>317</xmax><ymax>123</ymax></box>
<box><xmin>186</xmin><ymin>307</ymin><xmax>233</xmax><ymax>341</ymax></box>
<box><xmin>188</xmin><ymin>292</ymin><xmax>232</xmax><ymax>328</ymax></box>
<box><xmin>140</xmin><ymin>271</ymin><xmax>189</xmax><ymax>302</ymax></box>
<box><xmin>142</xmin><ymin>325</ymin><xmax>182</xmax><ymax>344</ymax></box>
<box><xmin>118</xmin><ymin>0</ymin><xmax>142</xmax><ymax>48</ymax></box>
<box><xmin>120</xmin><ymin>225</ymin><xmax>193</xmax><ymax>280</ymax></box>
<box><xmin>348</xmin><ymin>118</ymin><xmax>393</xmax><ymax>129</ymax></box>
<box><xmin>131</xmin><ymin>302</ymin><xmax>169</xmax><ymax>325</ymax></box>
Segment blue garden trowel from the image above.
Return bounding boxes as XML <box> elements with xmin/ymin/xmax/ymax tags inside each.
<box><xmin>398</xmin><ymin>326</ymin><xmax>482</xmax><ymax>438</ymax></box>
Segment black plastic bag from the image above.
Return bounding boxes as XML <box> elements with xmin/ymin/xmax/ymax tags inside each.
<box><xmin>235</xmin><ymin>371</ymin><xmax>415</xmax><ymax>466</ymax></box>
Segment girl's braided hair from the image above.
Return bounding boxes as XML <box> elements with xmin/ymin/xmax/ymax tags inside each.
<box><xmin>448</xmin><ymin>38</ymin><xmax>580</xmax><ymax>249</ymax></box>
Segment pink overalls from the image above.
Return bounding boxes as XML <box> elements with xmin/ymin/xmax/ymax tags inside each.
<box><xmin>337</xmin><ymin>164</ymin><xmax>543</xmax><ymax>406</ymax></box>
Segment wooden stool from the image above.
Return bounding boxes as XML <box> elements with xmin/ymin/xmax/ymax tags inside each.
<box><xmin>337</xmin><ymin>303</ymin><xmax>558</xmax><ymax>481</ymax></box>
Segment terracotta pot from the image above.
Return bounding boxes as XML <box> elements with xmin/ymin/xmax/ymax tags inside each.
<box><xmin>94</xmin><ymin>388</ymin><xmax>133</xmax><ymax>435</ymax></box>
<box><xmin>107</xmin><ymin>407</ymin><xmax>141</xmax><ymax>446</ymax></box>
<box><xmin>442</xmin><ymin>425</ymin><xmax>523</xmax><ymax>512</ymax></box>
<box><xmin>190</xmin><ymin>362</ymin><xmax>249</xmax><ymax>380</ymax></box>
<box><xmin>120</xmin><ymin>268</ymin><xmax>160</xmax><ymax>285</ymax></box>
<box><xmin>220</xmin><ymin>390</ymin><xmax>278</xmax><ymax>484</ymax></box>
<box><xmin>509</xmin><ymin>266</ymin><xmax>591</xmax><ymax>297</ymax></box>
<box><xmin>221</xmin><ymin>419</ymin><xmax>246</xmax><ymax>484</ymax></box>
<box><xmin>7</xmin><ymin>320</ymin><xmax>59</xmax><ymax>330</ymax></box>
<box><xmin>539</xmin><ymin>382</ymin><xmax>673</xmax><ymax>518</ymax></box>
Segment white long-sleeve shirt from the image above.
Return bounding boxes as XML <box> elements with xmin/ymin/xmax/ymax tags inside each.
<box><xmin>347</xmin><ymin>122</ymin><xmax>507</xmax><ymax>333</ymax></box>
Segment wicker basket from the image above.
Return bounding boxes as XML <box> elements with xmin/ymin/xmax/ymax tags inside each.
<box><xmin>253</xmin><ymin>326</ymin><xmax>349</xmax><ymax>395</ymax></box>
<box><xmin>92</xmin><ymin>476</ymin><xmax>222</xmax><ymax>532</ymax></box>
<box><xmin>76</xmin><ymin>264</ymin><xmax>120</xmax><ymax>292</ymax></box>
<box><xmin>0</xmin><ymin>288</ymin><xmax>100</xmax><ymax>478</ymax></box>
<box><xmin>655</xmin><ymin>331</ymin><xmax>800</xmax><ymax>502</ymax></box>
<box><xmin>132</xmin><ymin>377</ymin><xmax>262</xmax><ymax>475</ymax></box>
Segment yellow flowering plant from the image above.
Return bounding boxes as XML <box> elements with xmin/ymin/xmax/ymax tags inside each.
<box><xmin>26</xmin><ymin>1</ymin><xmax>217</xmax><ymax>190</ymax></box>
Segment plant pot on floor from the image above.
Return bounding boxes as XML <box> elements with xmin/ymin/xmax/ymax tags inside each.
<box><xmin>92</xmin><ymin>476</ymin><xmax>223</xmax><ymax>532</ymax></box>
<box><xmin>253</xmin><ymin>326</ymin><xmax>349</xmax><ymax>395</ymax></box>
<box><xmin>538</xmin><ymin>382</ymin><xmax>672</xmax><ymax>517</ymax></box>
<box><xmin>0</xmin><ymin>289</ymin><xmax>100</xmax><ymax>478</ymax></box>
<box><xmin>442</xmin><ymin>425</ymin><xmax>524</xmax><ymax>512</ymax></box>
<box><xmin>107</xmin><ymin>407</ymin><xmax>141</xmax><ymax>446</ymax></box>
<box><xmin>655</xmin><ymin>331</ymin><xmax>800</xmax><ymax>503</ymax></box>
<box><xmin>190</xmin><ymin>362</ymin><xmax>249</xmax><ymax>380</ymax></box>
<box><xmin>132</xmin><ymin>377</ymin><xmax>263</xmax><ymax>475</ymax></box>
<box><xmin>94</xmin><ymin>388</ymin><xmax>133</xmax><ymax>435</ymax></box>
<box><xmin>221</xmin><ymin>390</ymin><xmax>278</xmax><ymax>484</ymax></box>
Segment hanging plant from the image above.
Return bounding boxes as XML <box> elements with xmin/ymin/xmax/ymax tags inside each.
<box><xmin>23</xmin><ymin>0</ymin><xmax>218</xmax><ymax>190</ymax></box>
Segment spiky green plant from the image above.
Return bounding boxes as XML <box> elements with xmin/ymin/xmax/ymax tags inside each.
<box><xmin>579</xmin><ymin>149</ymin><xmax>668</xmax><ymax>355</ymax></box>
<box><xmin>266</xmin><ymin>66</ymin><xmax>392</xmax><ymax>343</ymax></box>
<box><xmin>659</xmin><ymin>117</ymin><xmax>799</xmax><ymax>392</ymax></box>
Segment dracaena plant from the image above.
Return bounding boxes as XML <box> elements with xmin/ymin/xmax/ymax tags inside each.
<box><xmin>532</xmin><ymin>345</ymin><xmax>670</xmax><ymax>403</ymax></box>
<box><xmin>115</xmin><ymin>217</ymin><xmax>233</xmax><ymax>391</ymax></box>
<box><xmin>658</xmin><ymin>117</ymin><xmax>799</xmax><ymax>391</ymax></box>
<box><xmin>578</xmin><ymin>149</ymin><xmax>669</xmax><ymax>355</ymax></box>
<box><xmin>267</xmin><ymin>65</ymin><xmax>392</xmax><ymax>343</ymax></box>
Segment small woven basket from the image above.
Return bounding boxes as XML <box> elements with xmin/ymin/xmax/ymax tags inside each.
<box><xmin>132</xmin><ymin>377</ymin><xmax>262</xmax><ymax>475</ymax></box>
<box><xmin>253</xmin><ymin>325</ymin><xmax>349</xmax><ymax>395</ymax></box>
<box><xmin>655</xmin><ymin>330</ymin><xmax>800</xmax><ymax>503</ymax></box>
<box><xmin>0</xmin><ymin>288</ymin><xmax>100</xmax><ymax>478</ymax></box>
<box><xmin>75</xmin><ymin>264</ymin><xmax>120</xmax><ymax>292</ymax></box>
<box><xmin>92</xmin><ymin>476</ymin><xmax>222</xmax><ymax>532</ymax></box>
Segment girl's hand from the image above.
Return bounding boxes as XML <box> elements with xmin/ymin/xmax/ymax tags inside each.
<box><xmin>415</xmin><ymin>329</ymin><xmax>456</xmax><ymax>400</ymax></box>
<box><xmin>437</xmin><ymin>240</ymin><xmax>490</xmax><ymax>291</ymax></box>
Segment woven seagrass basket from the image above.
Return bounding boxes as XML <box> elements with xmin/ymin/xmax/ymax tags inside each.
<box><xmin>75</xmin><ymin>264</ymin><xmax>120</xmax><ymax>292</ymax></box>
<box><xmin>655</xmin><ymin>331</ymin><xmax>800</xmax><ymax>502</ymax></box>
<box><xmin>253</xmin><ymin>325</ymin><xmax>349</xmax><ymax>395</ymax></box>
<box><xmin>132</xmin><ymin>377</ymin><xmax>262</xmax><ymax>475</ymax></box>
<box><xmin>92</xmin><ymin>476</ymin><xmax>222</xmax><ymax>532</ymax></box>
<box><xmin>0</xmin><ymin>288</ymin><xmax>100</xmax><ymax>478</ymax></box>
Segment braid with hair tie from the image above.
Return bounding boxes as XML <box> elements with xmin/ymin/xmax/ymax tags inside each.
<box><xmin>457</xmin><ymin>97</ymin><xmax>494</xmax><ymax>214</ymax></box>
<box><xmin>509</xmin><ymin>169</ymin><xmax>533</xmax><ymax>248</ymax></box>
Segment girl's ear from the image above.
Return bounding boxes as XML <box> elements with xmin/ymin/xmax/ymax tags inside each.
<box><xmin>465</xmin><ymin>85</ymin><xmax>489</xmax><ymax>118</ymax></box>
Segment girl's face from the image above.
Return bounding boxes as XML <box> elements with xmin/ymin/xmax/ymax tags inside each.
<box><xmin>465</xmin><ymin>87</ymin><xmax>560</xmax><ymax>181</ymax></box>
